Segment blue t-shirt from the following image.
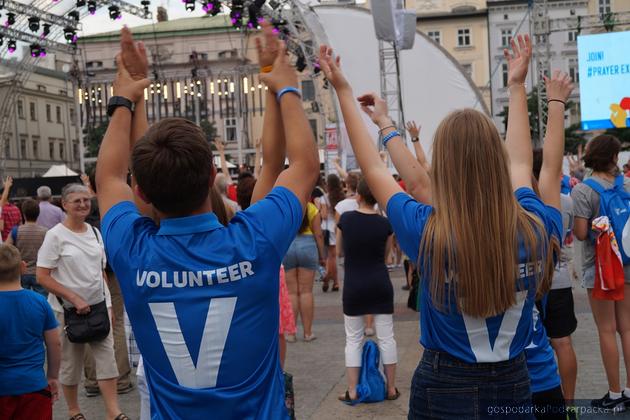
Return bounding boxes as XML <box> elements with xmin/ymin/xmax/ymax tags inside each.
<box><xmin>102</xmin><ymin>187</ymin><xmax>302</xmax><ymax>420</ymax></box>
<box><xmin>0</xmin><ymin>289</ymin><xmax>58</xmax><ymax>396</ymax></box>
<box><xmin>525</xmin><ymin>304</ymin><xmax>561</xmax><ymax>393</ymax></box>
<box><xmin>387</xmin><ymin>187</ymin><xmax>562</xmax><ymax>363</ymax></box>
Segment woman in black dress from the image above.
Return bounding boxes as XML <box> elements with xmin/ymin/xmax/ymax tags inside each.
<box><xmin>337</xmin><ymin>178</ymin><xmax>399</xmax><ymax>402</ymax></box>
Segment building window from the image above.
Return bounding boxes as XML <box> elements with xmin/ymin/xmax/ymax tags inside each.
<box><xmin>59</xmin><ymin>142</ymin><xmax>65</xmax><ymax>161</ymax></box>
<box><xmin>308</xmin><ymin>119</ymin><xmax>318</xmax><ymax>140</ymax></box>
<box><xmin>301</xmin><ymin>80</ymin><xmax>315</xmax><ymax>102</ymax></box>
<box><xmin>568</xmin><ymin>31</ymin><xmax>578</xmax><ymax>42</ymax></box>
<box><xmin>20</xmin><ymin>137</ymin><xmax>27</xmax><ymax>159</ymax></box>
<box><xmin>501</xmin><ymin>29</ymin><xmax>513</xmax><ymax>47</ymax></box>
<box><xmin>59</xmin><ymin>90</ymin><xmax>68</xmax><ymax>96</ymax></box>
<box><xmin>70</xmin><ymin>107</ymin><xmax>76</xmax><ymax>125</ymax></box>
<box><xmin>49</xmin><ymin>141</ymin><xmax>55</xmax><ymax>160</ymax></box>
<box><xmin>46</xmin><ymin>104</ymin><xmax>52</xmax><ymax>122</ymax></box>
<box><xmin>85</xmin><ymin>61</ymin><xmax>103</xmax><ymax>69</ymax></box>
<box><xmin>73</xmin><ymin>141</ymin><xmax>79</xmax><ymax>161</ymax></box>
<box><xmin>224</xmin><ymin>118</ymin><xmax>237</xmax><ymax>142</ymax></box>
<box><xmin>17</xmin><ymin>100</ymin><xmax>24</xmax><ymax>119</ymax></box>
<box><xmin>218</xmin><ymin>49</ymin><xmax>238</xmax><ymax>59</ymax></box>
<box><xmin>427</xmin><ymin>30</ymin><xmax>441</xmax><ymax>45</ymax></box>
<box><xmin>37</xmin><ymin>85</ymin><xmax>46</xmax><ymax>92</ymax></box>
<box><xmin>4</xmin><ymin>138</ymin><xmax>10</xmax><ymax>159</ymax></box>
<box><xmin>569</xmin><ymin>58</ymin><xmax>579</xmax><ymax>83</ymax></box>
<box><xmin>599</xmin><ymin>0</ymin><xmax>611</xmax><ymax>15</ymax></box>
<box><xmin>502</xmin><ymin>63</ymin><xmax>509</xmax><ymax>87</ymax></box>
<box><xmin>33</xmin><ymin>137</ymin><xmax>39</xmax><ymax>159</ymax></box>
<box><xmin>56</xmin><ymin>106</ymin><xmax>62</xmax><ymax>123</ymax></box>
<box><xmin>457</xmin><ymin>29</ymin><xmax>471</xmax><ymax>47</ymax></box>
<box><xmin>30</xmin><ymin>102</ymin><xmax>37</xmax><ymax>121</ymax></box>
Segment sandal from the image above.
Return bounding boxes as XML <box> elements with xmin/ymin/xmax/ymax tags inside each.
<box><xmin>322</xmin><ymin>281</ymin><xmax>329</xmax><ymax>292</ymax></box>
<box><xmin>303</xmin><ymin>334</ymin><xmax>317</xmax><ymax>342</ymax></box>
<box><xmin>338</xmin><ymin>390</ymin><xmax>359</xmax><ymax>404</ymax></box>
<box><xmin>386</xmin><ymin>388</ymin><xmax>401</xmax><ymax>401</ymax></box>
<box><xmin>332</xmin><ymin>284</ymin><xmax>339</xmax><ymax>292</ymax></box>
<box><xmin>114</xmin><ymin>414</ymin><xmax>130</xmax><ymax>420</ymax></box>
<box><xmin>69</xmin><ymin>414</ymin><xmax>86</xmax><ymax>420</ymax></box>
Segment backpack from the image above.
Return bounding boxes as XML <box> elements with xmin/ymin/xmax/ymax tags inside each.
<box><xmin>355</xmin><ymin>340</ymin><xmax>386</xmax><ymax>404</ymax></box>
<box><xmin>584</xmin><ymin>175</ymin><xmax>630</xmax><ymax>264</ymax></box>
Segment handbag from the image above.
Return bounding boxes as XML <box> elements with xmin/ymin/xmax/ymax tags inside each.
<box><xmin>57</xmin><ymin>225</ymin><xmax>110</xmax><ymax>343</ymax></box>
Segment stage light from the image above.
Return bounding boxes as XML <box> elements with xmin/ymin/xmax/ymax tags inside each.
<box><xmin>204</xmin><ymin>0</ymin><xmax>221</xmax><ymax>15</ymax></box>
<box><xmin>87</xmin><ymin>0</ymin><xmax>96</xmax><ymax>14</ymax></box>
<box><xmin>7</xmin><ymin>39</ymin><xmax>16</xmax><ymax>53</ymax></box>
<box><xmin>42</xmin><ymin>23</ymin><xmax>51</xmax><ymax>37</ymax></box>
<box><xmin>30</xmin><ymin>44</ymin><xmax>41</xmax><ymax>57</ymax></box>
<box><xmin>184</xmin><ymin>0</ymin><xmax>195</xmax><ymax>12</ymax></box>
<box><xmin>39</xmin><ymin>47</ymin><xmax>46</xmax><ymax>57</ymax></box>
<box><xmin>108</xmin><ymin>5</ymin><xmax>121</xmax><ymax>20</ymax></box>
<box><xmin>247</xmin><ymin>4</ymin><xmax>260</xmax><ymax>29</ymax></box>
<box><xmin>141</xmin><ymin>0</ymin><xmax>150</xmax><ymax>15</ymax></box>
<box><xmin>6</xmin><ymin>12</ymin><xmax>15</xmax><ymax>26</ymax></box>
<box><xmin>296</xmin><ymin>53</ymin><xmax>306</xmax><ymax>72</ymax></box>
<box><xmin>0</xmin><ymin>36</ymin><xmax>3</xmax><ymax>46</ymax></box>
<box><xmin>68</xmin><ymin>10</ymin><xmax>80</xmax><ymax>21</ymax></box>
<box><xmin>76</xmin><ymin>0</ymin><xmax>85</xmax><ymax>6</ymax></box>
<box><xmin>64</xmin><ymin>26</ymin><xmax>77</xmax><ymax>44</ymax></box>
<box><xmin>230</xmin><ymin>0</ymin><xmax>243</xmax><ymax>28</ymax></box>
<box><xmin>28</xmin><ymin>17</ymin><xmax>40</xmax><ymax>32</ymax></box>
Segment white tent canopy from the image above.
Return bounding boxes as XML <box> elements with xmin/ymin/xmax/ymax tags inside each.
<box><xmin>214</xmin><ymin>156</ymin><xmax>237</xmax><ymax>169</ymax></box>
<box><xmin>42</xmin><ymin>164</ymin><xmax>79</xmax><ymax>177</ymax></box>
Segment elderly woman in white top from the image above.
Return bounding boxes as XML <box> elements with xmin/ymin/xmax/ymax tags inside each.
<box><xmin>37</xmin><ymin>183</ymin><xmax>128</xmax><ymax>420</ymax></box>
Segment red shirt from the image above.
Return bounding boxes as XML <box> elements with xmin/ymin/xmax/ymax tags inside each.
<box><xmin>227</xmin><ymin>184</ymin><xmax>238</xmax><ymax>203</ymax></box>
<box><xmin>2</xmin><ymin>203</ymin><xmax>21</xmax><ymax>241</ymax></box>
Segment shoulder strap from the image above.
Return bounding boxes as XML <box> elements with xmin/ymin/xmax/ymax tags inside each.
<box><xmin>89</xmin><ymin>225</ymin><xmax>106</xmax><ymax>298</ymax></box>
<box><xmin>615</xmin><ymin>175</ymin><xmax>625</xmax><ymax>189</ymax></box>
<box><xmin>583</xmin><ymin>178</ymin><xmax>607</xmax><ymax>195</ymax></box>
<box><xmin>90</xmin><ymin>225</ymin><xmax>100</xmax><ymax>244</ymax></box>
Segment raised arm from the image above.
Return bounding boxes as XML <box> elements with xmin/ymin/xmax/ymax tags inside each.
<box><xmin>0</xmin><ymin>176</ymin><xmax>12</xmax><ymax>207</ymax></box>
<box><xmin>332</xmin><ymin>156</ymin><xmax>348</xmax><ymax>180</ymax></box>
<box><xmin>406</xmin><ymin>121</ymin><xmax>430</xmax><ymax>172</ymax></box>
<box><xmin>319</xmin><ymin>46</ymin><xmax>402</xmax><ymax>211</ymax></box>
<box><xmin>259</xmin><ymin>42</ymin><xmax>319</xmax><ymax>208</ymax></box>
<box><xmin>251</xmin><ymin>23</ymin><xmax>287</xmax><ymax>204</ymax></box>
<box><xmin>539</xmin><ymin>71</ymin><xmax>574</xmax><ymax>209</ymax></box>
<box><xmin>253</xmin><ymin>138</ymin><xmax>263</xmax><ymax>180</ymax></box>
<box><xmin>504</xmin><ymin>35</ymin><xmax>533</xmax><ymax>191</ymax></box>
<box><xmin>95</xmin><ymin>29</ymin><xmax>150</xmax><ymax>217</ymax></box>
<box><xmin>213</xmin><ymin>140</ymin><xmax>232</xmax><ymax>182</ymax></box>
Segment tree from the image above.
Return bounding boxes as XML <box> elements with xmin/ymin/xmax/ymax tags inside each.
<box><xmin>605</xmin><ymin>127</ymin><xmax>630</xmax><ymax>146</ymax></box>
<box><xmin>564</xmin><ymin>123</ymin><xmax>587</xmax><ymax>154</ymax></box>
<box><xmin>84</xmin><ymin>123</ymin><xmax>108</xmax><ymax>157</ymax></box>
<box><xmin>199</xmin><ymin>119</ymin><xmax>217</xmax><ymax>143</ymax></box>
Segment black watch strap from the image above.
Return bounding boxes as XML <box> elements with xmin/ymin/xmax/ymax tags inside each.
<box><xmin>411</xmin><ymin>137</ymin><xmax>419</xmax><ymax>143</ymax></box>
<box><xmin>107</xmin><ymin>96</ymin><xmax>134</xmax><ymax>117</ymax></box>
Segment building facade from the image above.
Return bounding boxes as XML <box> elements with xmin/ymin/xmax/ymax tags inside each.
<box><xmin>487</xmin><ymin>0</ymin><xmax>589</xmax><ymax>135</ymax></box>
<box><xmin>78</xmin><ymin>13</ymin><xmax>326</xmax><ymax>167</ymax></box>
<box><xmin>414</xmin><ymin>0</ymin><xmax>492</xmax><ymax>110</ymax></box>
<box><xmin>0</xmin><ymin>56</ymin><xmax>81</xmax><ymax>177</ymax></box>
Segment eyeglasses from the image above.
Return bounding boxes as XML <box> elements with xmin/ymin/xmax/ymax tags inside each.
<box><xmin>67</xmin><ymin>198</ymin><xmax>91</xmax><ymax>205</ymax></box>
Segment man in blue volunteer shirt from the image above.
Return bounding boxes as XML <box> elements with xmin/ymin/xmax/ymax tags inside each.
<box><xmin>94</xmin><ymin>28</ymin><xmax>318</xmax><ymax>419</ymax></box>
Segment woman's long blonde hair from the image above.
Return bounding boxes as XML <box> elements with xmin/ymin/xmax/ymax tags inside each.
<box><xmin>420</xmin><ymin>109</ymin><xmax>558</xmax><ymax>318</ymax></box>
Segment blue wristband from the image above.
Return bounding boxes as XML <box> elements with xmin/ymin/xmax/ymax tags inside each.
<box><xmin>382</xmin><ymin>130</ymin><xmax>400</xmax><ymax>147</ymax></box>
<box><xmin>276</xmin><ymin>87</ymin><xmax>301</xmax><ymax>101</ymax></box>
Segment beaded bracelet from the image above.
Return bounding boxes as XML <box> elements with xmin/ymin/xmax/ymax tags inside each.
<box><xmin>382</xmin><ymin>130</ymin><xmax>400</xmax><ymax>147</ymax></box>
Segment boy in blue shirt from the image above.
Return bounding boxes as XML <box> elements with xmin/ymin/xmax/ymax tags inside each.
<box><xmin>95</xmin><ymin>28</ymin><xmax>319</xmax><ymax>419</ymax></box>
<box><xmin>0</xmin><ymin>244</ymin><xmax>61</xmax><ymax>419</ymax></box>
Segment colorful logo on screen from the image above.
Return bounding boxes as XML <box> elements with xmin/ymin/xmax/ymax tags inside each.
<box><xmin>610</xmin><ymin>97</ymin><xmax>630</xmax><ymax>128</ymax></box>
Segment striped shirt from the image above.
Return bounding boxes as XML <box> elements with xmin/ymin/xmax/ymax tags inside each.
<box><xmin>13</xmin><ymin>223</ymin><xmax>47</xmax><ymax>275</ymax></box>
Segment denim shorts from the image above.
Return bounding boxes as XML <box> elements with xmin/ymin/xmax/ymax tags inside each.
<box><xmin>282</xmin><ymin>235</ymin><xmax>318</xmax><ymax>271</ymax></box>
<box><xmin>408</xmin><ymin>349</ymin><xmax>533</xmax><ymax>420</ymax></box>
<box><xmin>582</xmin><ymin>265</ymin><xmax>630</xmax><ymax>289</ymax></box>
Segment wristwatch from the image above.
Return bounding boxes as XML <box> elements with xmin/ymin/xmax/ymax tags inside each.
<box><xmin>107</xmin><ymin>96</ymin><xmax>134</xmax><ymax>117</ymax></box>
<box><xmin>411</xmin><ymin>136</ymin><xmax>419</xmax><ymax>143</ymax></box>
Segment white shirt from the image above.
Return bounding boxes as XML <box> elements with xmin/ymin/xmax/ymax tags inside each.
<box><xmin>334</xmin><ymin>197</ymin><xmax>359</xmax><ymax>216</ymax></box>
<box><xmin>37</xmin><ymin>223</ymin><xmax>111</xmax><ymax>312</ymax></box>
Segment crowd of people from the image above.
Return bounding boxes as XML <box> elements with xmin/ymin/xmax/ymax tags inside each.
<box><xmin>1</xmin><ymin>21</ymin><xmax>629</xmax><ymax>420</ymax></box>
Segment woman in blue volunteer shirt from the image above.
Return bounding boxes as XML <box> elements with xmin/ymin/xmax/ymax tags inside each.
<box><xmin>319</xmin><ymin>36</ymin><xmax>562</xmax><ymax>419</ymax></box>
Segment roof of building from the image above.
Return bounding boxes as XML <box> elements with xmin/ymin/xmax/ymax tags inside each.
<box><xmin>80</xmin><ymin>14</ymin><xmax>237</xmax><ymax>43</ymax></box>
<box><xmin>417</xmin><ymin>7</ymin><xmax>488</xmax><ymax>21</ymax></box>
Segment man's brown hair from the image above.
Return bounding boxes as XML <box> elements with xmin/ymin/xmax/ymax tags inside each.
<box><xmin>131</xmin><ymin>118</ymin><xmax>214</xmax><ymax>216</ymax></box>
<box><xmin>0</xmin><ymin>244</ymin><xmax>21</xmax><ymax>282</ymax></box>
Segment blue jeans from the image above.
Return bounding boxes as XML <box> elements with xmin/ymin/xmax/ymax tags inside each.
<box><xmin>21</xmin><ymin>274</ymin><xmax>48</xmax><ymax>298</ymax></box>
<box><xmin>409</xmin><ymin>349</ymin><xmax>533</xmax><ymax>420</ymax></box>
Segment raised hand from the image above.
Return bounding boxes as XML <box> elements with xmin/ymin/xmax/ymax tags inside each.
<box><xmin>213</xmin><ymin>139</ymin><xmax>225</xmax><ymax>154</ymax></box>
<box><xmin>259</xmin><ymin>41</ymin><xmax>298</xmax><ymax>93</ymax></box>
<box><xmin>120</xmin><ymin>27</ymin><xmax>149</xmax><ymax>81</ymax></box>
<box><xmin>255</xmin><ymin>21</ymin><xmax>280</xmax><ymax>69</ymax></box>
<box><xmin>406</xmin><ymin>121</ymin><xmax>421</xmax><ymax>139</ymax></box>
<box><xmin>318</xmin><ymin>45</ymin><xmax>350</xmax><ymax>92</ymax></box>
<box><xmin>357</xmin><ymin>93</ymin><xmax>391</xmax><ymax>128</ymax></box>
<box><xmin>255</xmin><ymin>138</ymin><xmax>262</xmax><ymax>150</ymax></box>
<box><xmin>544</xmin><ymin>70</ymin><xmax>574</xmax><ymax>103</ymax></box>
<box><xmin>503</xmin><ymin>34</ymin><xmax>532</xmax><ymax>87</ymax></box>
<box><xmin>113</xmin><ymin>54</ymin><xmax>150</xmax><ymax>103</ymax></box>
<box><xmin>3</xmin><ymin>176</ymin><xmax>13</xmax><ymax>189</ymax></box>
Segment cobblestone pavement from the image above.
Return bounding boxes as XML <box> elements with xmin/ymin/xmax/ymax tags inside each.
<box><xmin>53</xmin><ymin>266</ymin><xmax>630</xmax><ymax>419</ymax></box>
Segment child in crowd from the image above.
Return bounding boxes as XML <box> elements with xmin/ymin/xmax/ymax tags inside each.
<box><xmin>0</xmin><ymin>244</ymin><xmax>61</xmax><ymax>420</ymax></box>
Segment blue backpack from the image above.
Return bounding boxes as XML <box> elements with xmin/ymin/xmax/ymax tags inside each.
<box><xmin>355</xmin><ymin>340</ymin><xmax>386</xmax><ymax>404</ymax></box>
<box><xmin>584</xmin><ymin>175</ymin><xmax>630</xmax><ymax>264</ymax></box>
